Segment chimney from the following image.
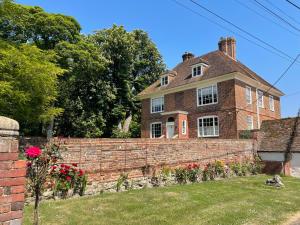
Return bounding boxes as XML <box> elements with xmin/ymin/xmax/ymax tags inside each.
<box><xmin>182</xmin><ymin>52</ymin><xmax>195</xmax><ymax>62</ymax></box>
<box><xmin>218</xmin><ymin>37</ymin><xmax>236</xmax><ymax>60</ymax></box>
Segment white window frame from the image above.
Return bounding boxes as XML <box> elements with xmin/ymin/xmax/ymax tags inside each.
<box><xmin>150</xmin><ymin>96</ymin><xmax>164</xmax><ymax>113</ymax></box>
<box><xmin>257</xmin><ymin>90</ymin><xmax>264</xmax><ymax>108</ymax></box>
<box><xmin>160</xmin><ymin>75</ymin><xmax>168</xmax><ymax>86</ymax></box>
<box><xmin>269</xmin><ymin>95</ymin><xmax>275</xmax><ymax>111</ymax></box>
<box><xmin>150</xmin><ymin>122</ymin><xmax>162</xmax><ymax>139</ymax></box>
<box><xmin>192</xmin><ymin>64</ymin><xmax>203</xmax><ymax>77</ymax></box>
<box><xmin>197</xmin><ymin>116</ymin><xmax>219</xmax><ymax>137</ymax></box>
<box><xmin>197</xmin><ymin>84</ymin><xmax>218</xmax><ymax>106</ymax></box>
<box><xmin>246</xmin><ymin>86</ymin><xmax>252</xmax><ymax>104</ymax></box>
<box><xmin>182</xmin><ymin>120</ymin><xmax>187</xmax><ymax>135</ymax></box>
<box><xmin>246</xmin><ymin>115</ymin><xmax>254</xmax><ymax>130</ymax></box>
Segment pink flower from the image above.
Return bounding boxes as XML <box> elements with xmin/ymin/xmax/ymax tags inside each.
<box><xmin>66</xmin><ymin>176</ymin><xmax>72</xmax><ymax>182</ymax></box>
<box><xmin>25</xmin><ymin>146</ymin><xmax>42</xmax><ymax>158</ymax></box>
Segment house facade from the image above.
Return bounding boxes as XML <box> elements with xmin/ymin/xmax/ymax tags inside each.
<box><xmin>138</xmin><ymin>37</ymin><xmax>284</xmax><ymax>139</ymax></box>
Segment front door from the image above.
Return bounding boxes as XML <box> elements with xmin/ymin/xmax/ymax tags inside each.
<box><xmin>166</xmin><ymin>122</ymin><xmax>175</xmax><ymax>139</ymax></box>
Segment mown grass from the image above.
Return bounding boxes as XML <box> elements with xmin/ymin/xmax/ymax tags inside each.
<box><xmin>24</xmin><ymin>175</ymin><xmax>300</xmax><ymax>225</ymax></box>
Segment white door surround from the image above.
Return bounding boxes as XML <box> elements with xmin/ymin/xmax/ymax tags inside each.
<box><xmin>166</xmin><ymin>122</ymin><xmax>175</xmax><ymax>139</ymax></box>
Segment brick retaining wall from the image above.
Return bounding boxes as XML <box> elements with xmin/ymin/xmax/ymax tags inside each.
<box><xmin>0</xmin><ymin>118</ymin><xmax>26</xmax><ymax>225</ymax></box>
<box><xmin>21</xmin><ymin>138</ymin><xmax>257</xmax><ymax>187</ymax></box>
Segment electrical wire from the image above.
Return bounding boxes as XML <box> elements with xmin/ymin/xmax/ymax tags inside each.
<box><xmin>189</xmin><ymin>0</ymin><xmax>299</xmax><ymax>63</ymax></box>
<box><xmin>170</xmin><ymin>0</ymin><xmax>293</xmax><ymax>62</ymax></box>
<box><xmin>234</xmin><ymin>0</ymin><xmax>300</xmax><ymax>37</ymax></box>
<box><xmin>286</xmin><ymin>0</ymin><xmax>300</xmax><ymax>11</ymax></box>
<box><xmin>253</xmin><ymin>0</ymin><xmax>300</xmax><ymax>32</ymax></box>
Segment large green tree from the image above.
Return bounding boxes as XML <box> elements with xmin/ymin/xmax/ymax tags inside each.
<box><xmin>90</xmin><ymin>25</ymin><xmax>165</xmax><ymax>137</ymax></box>
<box><xmin>0</xmin><ymin>0</ymin><xmax>81</xmax><ymax>49</ymax></box>
<box><xmin>0</xmin><ymin>40</ymin><xmax>64</xmax><ymax>135</ymax></box>
<box><xmin>54</xmin><ymin>38</ymin><xmax>114</xmax><ymax>137</ymax></box>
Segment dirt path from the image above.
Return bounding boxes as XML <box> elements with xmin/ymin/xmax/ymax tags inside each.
<box><xmin>283</xmin><ymin>212</ymin><xmax>300</xmax><ymax>225</ymax></box>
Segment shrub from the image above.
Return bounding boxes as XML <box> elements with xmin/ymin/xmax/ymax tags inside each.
<box><xmin>214</xmin><ymin>160</ymin><xmax>225</xmax><ymax>177</ymax></box>
<box><xmin>248</xmin><ymin>156</ymin><xmax>263</xmax><ymax>175</ymax></box>
<box><xmin>230</xmin><ymin>162</ymin><xmax>242</xmax><ymax>176</ymax></box>
<box><xmin>203</xmin><ymin>163</ymin><xmax>215</xmax><ymax>181</ymax></box>
<box><xmin>116</xmin><ymin>173</ymin><xmax>128</xmax><ymax>192</ymax></box>
<box><xmin>186</xmin><ymin>163</ymin><xmax>201</xmax><ymax>183</ymax></box>
<box><xmin>160</xmin><ymin>166</ymin><xmax>172</xmax><ymax>181</ymax></box>
<box><xmin>175</xmin><ymin>168</ymin><xmax>187</xmax><ymax>184</ymax></box>
<box><xmin>50</xmin><ymin>163</ymin><xmax>87</xmax><ymax>198</ymax></box>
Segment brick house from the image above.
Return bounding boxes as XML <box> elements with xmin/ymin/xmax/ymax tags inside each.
<box><xmin>137</xmin><ymin>37</ymin><xmax>284</xmax><ymax>139</ymax></box>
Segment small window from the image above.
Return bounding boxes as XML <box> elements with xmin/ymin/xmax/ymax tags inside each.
<box><xmin>198</xmin><ymin>116</ymin><xmax>219</xmax><ymax>137</ymax></box>
<box><xmin>197</xmin><ymin>84</ymin><xmax>218</xmax><ymax>106</ymax></box>
<box><xmin>161</xmin><ymin>76</ymin><xmax>168</xmax><ymax>86</ymax></box>
<box><xmin>182</xmin><ymin>120</ymin><xmax>187</xmax><ymax>135</ymax></box>
<box><xmin>192</xmin><ymin>65</ymin><xmax>203</xmax><ymax>77</ymax></box>
<box><xmin>269</xmin><ymin>95</ymin><xmax>275</xmax><ymax>111</ymax></box>
<box><xmin>246</xmin><ymin>115</ymin><xmax>254</xmax><ymax>130</ymax></box>
<box><xmin>257</xmin><ymin>90</ymin><xmax>264</xmax><ymax>108</ymax></box>
<box><xmin>151</xmin><ymin>96</ymin><xmax>164</xmax><ymax>113</ymax></box>
<box><xmin>246</xmin><ymin>86</ymin><xmax>252</xmax><ymax>104</ymax></box>
<box><xmin>150</xmin><ymin>122</ymin><xmax>162</xmax><ymax>138</ymax></box>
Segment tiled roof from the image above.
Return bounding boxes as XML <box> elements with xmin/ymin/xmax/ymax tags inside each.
<box><xmin>138</xmin><ymin>50</ymin><xmax>282</xmax><ymax>96</ymax></box>
<box><xmin>259</xmin><ymin>117</ymin><xmax>300</xmax><ymax>152</ymax></box>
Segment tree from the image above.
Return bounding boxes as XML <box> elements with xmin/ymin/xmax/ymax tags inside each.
<box><xmin>0</xmin><ymin>0</ymin><xmax>81</xmax><ymax>49</ymax></box>
<box><xmin>0</xmin><ymin>40</ymin><xmax>64</xmax><ymax>135</ymax></box>
<box><xmin>54</xmin><ymin>38</ymin><xmax>114</xmax><ymax>137</ymax></box>
<box><xmin>90</xmin><ymin>25</ymin><xmax>165</xmax><ymax>137</ymax></box>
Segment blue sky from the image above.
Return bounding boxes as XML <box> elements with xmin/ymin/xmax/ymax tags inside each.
<box><xmin>16</xmin><ymin>0</ymin><xmax>300</xmax><ymax>117</ymax></box>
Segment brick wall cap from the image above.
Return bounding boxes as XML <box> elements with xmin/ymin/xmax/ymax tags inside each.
<box><xmin>0</xmin><ymin>116</ymin><xmax>19</xmax><ymax>136</ymax></box>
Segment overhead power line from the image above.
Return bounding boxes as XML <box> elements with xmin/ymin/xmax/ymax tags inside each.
<box><xmin>170</xmin><ymin>0</ymin><xmax>294</xmax><ymax>62</ymax></box>
<box><xmin>264</xmin><ymin>0</ymin><xmax>300</xmax><ymax>26</ymax></box>
<box><xmin>286</xmin><ymin>0</ymin><xmax>300</xmax><ymax>11</ymax></box>
<box><xmin>234</xmin><ymin>0</ymin><xmax>300</xmax><ymax>37</ymax></box>
<box><xmin>253</xmin><ymin>0</ymin><xmax>300</xmax><ymax>32</ymax></box>
<box><xmin>189</xmin><ymin>0</ymin><xmax>299</xmax><ymax>63</ymax></box>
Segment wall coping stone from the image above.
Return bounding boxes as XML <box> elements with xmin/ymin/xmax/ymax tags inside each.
<box><xmin>0</xmin><ymin>116</ymin><xmax>19</xmax><ymax>136</ymax></box>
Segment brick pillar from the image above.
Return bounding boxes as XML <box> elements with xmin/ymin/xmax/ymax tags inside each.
<box><xmin>0</xmin><ymin>116</ymin><xmax>26</xmax><ymax>225</ymax></box>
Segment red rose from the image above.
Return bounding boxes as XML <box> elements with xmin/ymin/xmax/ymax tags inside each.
<box><xmin>72</xmin><ymin>163</ymin><xmax>78</xmax><ymax>167</ymax></box>
<box><xmin>61</xmin><ymin>164</ymin><xmax>65</xmax><ymax>168</ymax></box>
<box><xmin>25</xmin><ymin>146</ymin><xmax>42</xmax><ymax>158</ymax></box>
<box><xmin>78</xmin><ymin>169</ymin><xmax>84</xmax><ymax>176</ymax></box>
<box><xmin>26</xmin><ymin>162</ymin><xmax>32</xmax><ymax>167</ymax></box>
<box><xmin>66</xmin><ymin>176</ymin><xmax>72</xmax><ymax>181</ymax></box>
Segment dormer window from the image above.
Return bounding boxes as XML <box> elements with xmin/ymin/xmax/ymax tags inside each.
<box><xmin>161</xmin><ymin>75</ymin><xmax>169</xmax><ymax>86</ymax></box>
<box><xmin>192</xmin><ymin>64</ymin><xmax>203</xmax><ymax>77</ymax></box>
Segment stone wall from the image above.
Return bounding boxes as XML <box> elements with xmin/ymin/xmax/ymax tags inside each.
<box><xmin>21</xmin><ymin>138</ymin><xmax>256</xmax><ymax>194</ymax></box>
<box><xmin>0</xmin><ymin>117</ymin><xmax>26</xmax><ymax>225</ymax></box>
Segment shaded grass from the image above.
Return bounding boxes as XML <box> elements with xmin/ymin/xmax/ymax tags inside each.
<box><xmin>24</xmin><ymin>175</ymin><xmax>300</xmax><ymax>225</ymax></box>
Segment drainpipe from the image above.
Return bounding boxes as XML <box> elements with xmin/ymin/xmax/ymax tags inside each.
<box><xmin>256</xmin><ymin>88</ymin><xmax>260</xmax><ymax>129</ymax></box>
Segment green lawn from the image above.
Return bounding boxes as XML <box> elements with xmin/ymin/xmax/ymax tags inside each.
<box><xmin>24</xmin><ymin>175</ymin><xmax>300</xmax><ymax>225</ymax></box>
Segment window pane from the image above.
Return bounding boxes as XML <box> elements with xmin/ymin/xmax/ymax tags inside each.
<box><xmin>151</xmin><ymin>123</ymin><xmax>162</xmax><ymax>138</ymax></box>
<box><xmin>151</xmin><ymin>97</ymin><xmax>164</xmax><ymax>113</ymax></box>
<box><xmin>198</xmin><ymin>85</ymin><xmax>218</xmax><ymax>106</ymax></box>
<box><xmin>198</xmin><ymin>117</ymin><xmax>219</xmax><ymax>137</ymax></box>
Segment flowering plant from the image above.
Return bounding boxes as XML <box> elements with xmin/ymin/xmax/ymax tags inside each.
<box><xmin>50</xmin><ymin>163</ymin><xmax>87</xmax><ymax>198</ymax></box>
<box><xmin>186</xmin><ymin>163</ymin><xmax>201</xmax><ymax>183</ymax></box>
<box><xmin>25</xmin><ymin>144</ymin><xmax>62</xmax><ymax>225</ymax></box>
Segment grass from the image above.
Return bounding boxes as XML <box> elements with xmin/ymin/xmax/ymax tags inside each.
<box><xmin>24</xmin><ymin>175</ymin><xmax>300</xmax><ymax>225</ymax></box>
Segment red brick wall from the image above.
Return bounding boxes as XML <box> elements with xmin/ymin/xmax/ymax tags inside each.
<box><xmin>21</xmin><ymin>138</ymin><xmax>256</xmax><ymax>184</ymax></box>
<box><xmin>0</xmin><ymin>137</ymin><xmax>26</xmax><ymax>225</ymax></box>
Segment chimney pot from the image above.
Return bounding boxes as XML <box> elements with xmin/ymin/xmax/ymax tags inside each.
<box><xmin>218</xmin><ymin>37</ymin><xmax>236</xmax><ymax>60</ymax></box>
<box><xmin>182</xmin><ymin>52</ymin><xmax>195</xmax><ymax>62</ymax></box>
